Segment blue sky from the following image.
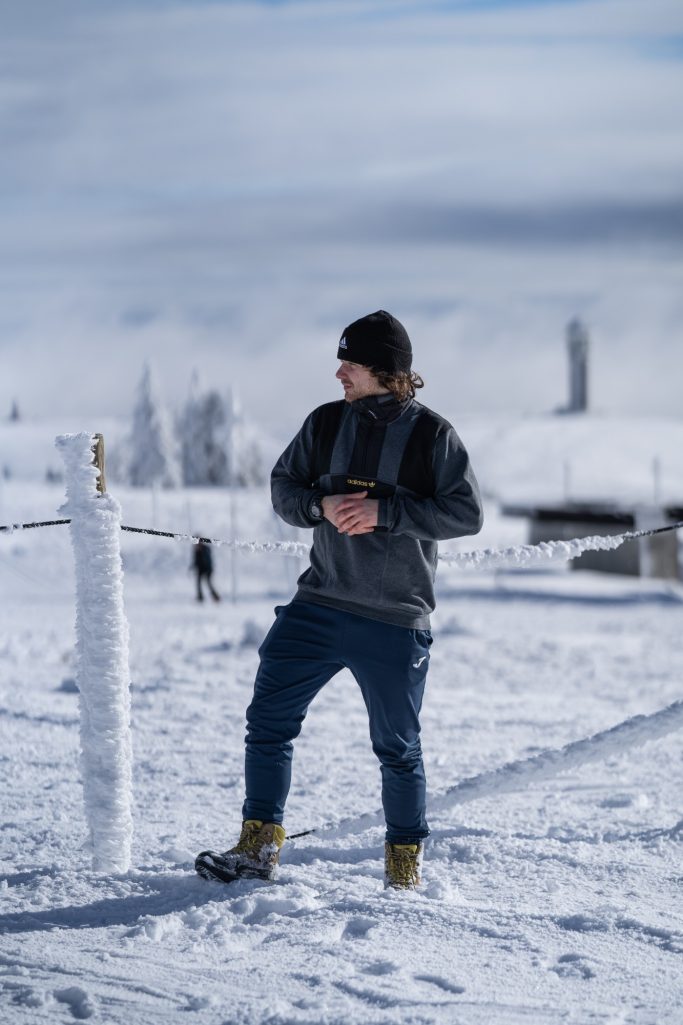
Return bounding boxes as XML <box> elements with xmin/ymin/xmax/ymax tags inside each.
<box><xmin>1</xmin><ymin>0</ymin><xmax>682</xmax><ymax>432</ymax></box>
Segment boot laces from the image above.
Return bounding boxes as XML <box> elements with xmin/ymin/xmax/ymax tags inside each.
<box><xmin>232</xmin><ymin>820</ymin><xmax>263</xmax><ymax>855</ymax></box>
<box><xmin>386</xmin><ymin>844</ymin><xmax>420</xmax><ymax>888</ymax></box>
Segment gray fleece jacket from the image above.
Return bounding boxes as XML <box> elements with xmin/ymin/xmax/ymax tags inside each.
<box><xmin>271</xmin><ymin>395</ymin><xmax>483</xmax><ymax>629</ymax></box>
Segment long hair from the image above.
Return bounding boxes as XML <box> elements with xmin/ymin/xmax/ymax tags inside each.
<box><xmin>372</xmin><ymin>369</ymin><xmax>425</xmax><ymax>402</ymax></box>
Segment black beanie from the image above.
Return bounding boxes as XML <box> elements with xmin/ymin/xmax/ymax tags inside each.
<box><xmin>337</xmin><ymin>310</ymin><xmax>412</xmax><ymax>374</ymax></box>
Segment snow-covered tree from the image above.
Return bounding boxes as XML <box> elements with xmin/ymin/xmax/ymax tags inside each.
<box><xmin>233</xmin><ymin>422</ymin><xmax>266</xmax><ymax>487</ymax></box>
<box><xmin>224</xmin><ymin>388</ymin><xmax>266</xmax><ymax>487</ymax></box>
<box><xmin>177</xmin><ymin>376</ymin><xmax>266</xmax><ymax>487</ymax></box>
<box><xmin>128</xmin><ymin>363</ymin><xmax>180</xmax><ymax>488</ymax></box>
<box><xmin>178</xmin><ymin>373</ymin><xmax>229</xmax><ymax>486</ymax></box>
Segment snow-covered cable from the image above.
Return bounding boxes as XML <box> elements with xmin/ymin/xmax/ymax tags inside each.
<box><xmin>56</xmin><ymin>433</ymin><xmax>133</xmax><ymax>874</ymax></box>
<box><xmin>311</xmin><ymin>699</ymin><xmax>683</xmax><ymax>840</ymax></box>
<box><xmin>0</xmin><ymin>519</ymin><xmax>70</xmax><ymax>534</ymax></box>
<box><xmin>118</xmin><ymin>524</ymin><xmax>311</xmax><ymax>559</ymax></box>
<box><xmin>440</xmin><ymin>528</ymin><xmax>656</xmax><ymax>570</ymax></box>
<box><xmin>3</xmin><ymin>520</ymin><xmax>681</xmax><ymax>573</ymax></box>
<box><xmin>127</xmin><ymin>522</ymin><xmax>679</xmax><ymax>568</ymax></box>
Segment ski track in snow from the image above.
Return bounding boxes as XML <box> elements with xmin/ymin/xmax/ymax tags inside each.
<box><xmin>1</xmin><ymin>482</ymin><xmax>683</xmax><ymax>1025</ymax></box>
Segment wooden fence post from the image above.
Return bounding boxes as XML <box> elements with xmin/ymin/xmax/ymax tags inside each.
<box><xmin>92</xmin><ymin>433</ymin><xmax>107</xmax><ymax>495</ymax></box>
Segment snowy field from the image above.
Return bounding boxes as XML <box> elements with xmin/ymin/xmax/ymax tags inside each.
<box><xmin>1</xmin><ymin>472</ymin><xmax>683</xmax><ymax>1025</ymax></box>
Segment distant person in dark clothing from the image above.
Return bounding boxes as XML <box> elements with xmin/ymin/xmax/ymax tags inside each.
<box><xmin>192</xmin><ymin>540</ymin><xmax>220</xmax><ymax>602</ymax></box>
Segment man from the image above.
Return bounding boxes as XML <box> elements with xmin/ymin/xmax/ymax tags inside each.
<box><xmin>191</xmin><ymin>539</ymin><xmax>220</xmax><ymax>603</ymax></box>
<box><xmin>196</xmin><ymin>311</ymin><xmax>482</xmax><ymax>890</ymax></box>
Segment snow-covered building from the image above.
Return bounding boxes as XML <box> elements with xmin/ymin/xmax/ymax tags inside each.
<box><xmin>457</xmin><ymin>411</ymin><xmax>683</xmax><ymax>581</ymax></box>
<box><xmin>502</xmin><ymin>501</ymin><xmax>682</xmax><ymax>579</ymax></box>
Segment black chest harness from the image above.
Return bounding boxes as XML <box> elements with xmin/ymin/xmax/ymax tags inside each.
<box><xmin>309</xmin><ymin>400</ymin><xmax>443</xmax><ymax>501</ymax></box>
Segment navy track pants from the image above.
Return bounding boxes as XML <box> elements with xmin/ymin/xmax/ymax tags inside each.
<box><xmin>242</xmin><ymin>600</ymin><xmax>432</xmax><ymax>843</ymax></box>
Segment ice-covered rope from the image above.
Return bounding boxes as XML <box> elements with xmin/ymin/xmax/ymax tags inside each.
<box><xmin>0</xmin><ymin>519</ymin><xmax>311</xmax><ymax>558</ymax></box>
<box><xmin>1</xmin><ymin>518</ymin><xmax>682</xmax><ymax>568</ymax></box>
<box><xmin>0</xmin><ymin>518</ymin><xmax>72</xmax><ymax>533</ymax></box>
<box><xmin>295</xmin><ymin>698</ymin><xmax>683</xmax><ymax>841</ymax></box>
<box><xmin>439</xmin><ymin>521</ymin><xmax>683</xmax><ymax>570</ymax></box>
<box><xmin>119</xmin><ymin>524</ymin><xmax>311</xmax><ymax>559</ymax></box>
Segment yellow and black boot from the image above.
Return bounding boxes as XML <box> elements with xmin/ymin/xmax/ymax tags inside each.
<box><xmin>196</xmin><ymin>820</ymin><xmax>286</xmax><ymax>884</ymax></box>
<box><xmin>384</xmin><ymin>841</ymin><xmax>423</xmax><ymax>890</ymax></box>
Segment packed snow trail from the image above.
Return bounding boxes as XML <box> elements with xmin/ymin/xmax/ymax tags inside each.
<box><xmin>310</xmin><ymin>698</ymin><xmax>683</xmax><ymax>840</ymax></box>
<box><xmin>56</xmin><ymin>433</ymin><xmax>133</xmax><ymax>873</ymax></box>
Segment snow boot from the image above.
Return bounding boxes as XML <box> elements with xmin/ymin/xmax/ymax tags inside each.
<box><xmin>195</xmin><ymin>820</ymin><xmax>286</xmax><ymax>884</ymax></box>
<box><xmin>384</xmin><ymin>841</ymin><xmax>423</xmax><ymax>890</ymax></box>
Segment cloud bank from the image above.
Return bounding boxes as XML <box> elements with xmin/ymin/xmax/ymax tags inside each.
<box><xmin>1</xmin><ymin>0</ymin><xmax>682</xmax><ymax>435</ymax></box>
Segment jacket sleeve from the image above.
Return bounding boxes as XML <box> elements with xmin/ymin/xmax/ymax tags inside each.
<box><xmin>377</xmin><ymin>426</ymin><xmax>483</xmax><ymax>541</ymax></box>
<box><xmin>270</xmin><ymin>412</ymin><xmax>324</xmax><ymax>529</ymax></box>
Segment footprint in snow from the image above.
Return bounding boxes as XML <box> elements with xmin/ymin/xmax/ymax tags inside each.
<box><xmin>414</xmin><ymin>974</ymin><xmax>466</xmax><ymax>995</ymax></box>
<box><xmin>361</xmin><ymin>960</ymin><xmax>399</xmax><ymax>976</ymax></box>
<box><xmin>556</xmin><ymin>913</ymin><xmax>609</xmax><ymax>933</ymax></box>
<box><xmin>54</xmin><ymin>986</ymin><xmax>96</xmax><ymax>1019</ymax></box>
<box><xmin>551</xmin><ymin>953</ymin><xmax>596</xmax><ymax>980</ymax></box>
<box><xmin>342</xmin><ymin>916</ymin><xmax>376</xmax><ymax>940</ymax></box>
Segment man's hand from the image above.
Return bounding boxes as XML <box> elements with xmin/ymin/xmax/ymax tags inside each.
<box><xmin>322</xmin><ymin>491</ymin><xmax>379</xmax><ymax>536</ymax></box>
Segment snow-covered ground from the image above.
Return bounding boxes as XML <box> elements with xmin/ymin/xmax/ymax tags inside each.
<box><xmin>1</xmin><ymin>459</ymin><xmax>683</xmax><ymax>1023</ymax></box>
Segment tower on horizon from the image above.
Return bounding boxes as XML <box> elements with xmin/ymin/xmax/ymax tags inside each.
<box><xmin>566</xmin><ymin>317</ymin><xmax>589</xmax><ymax>413</ymax></box>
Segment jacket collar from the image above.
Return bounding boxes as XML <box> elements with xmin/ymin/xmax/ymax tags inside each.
<box><xmin>352</xmin><ymin>393</ymin><xmax>411</xmax><ymax>424</ymax></box>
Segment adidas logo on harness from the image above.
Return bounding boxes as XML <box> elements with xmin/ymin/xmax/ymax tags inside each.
<box><xmin>347</xmin><ymin>478</ymin><xmax>376</xmax><ymax>489</ymax></box>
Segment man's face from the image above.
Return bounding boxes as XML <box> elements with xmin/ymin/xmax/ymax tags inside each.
<box><xmin>336</xmin><ymin>361</ymin><xmax>386</xmax><ymax>403</ymax></box>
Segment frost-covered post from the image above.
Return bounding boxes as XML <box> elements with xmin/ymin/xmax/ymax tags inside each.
<box><xmin>56</xmin><ymin>432</ymin><xmax>133</xmax><ymax>873</ymax></box>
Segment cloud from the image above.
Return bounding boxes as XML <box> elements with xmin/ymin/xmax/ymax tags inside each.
<box><xmin>346</xmin><ymin>199</ymin><xmax>683</xmax><ymax>247</ymax></box>
<box><xmin>1</xmin><ymin>0</ymin><xmax>682</xmax><ymax>429</ymax></box>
